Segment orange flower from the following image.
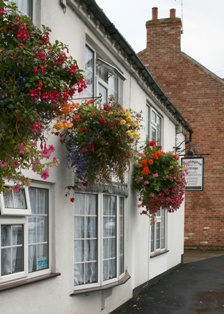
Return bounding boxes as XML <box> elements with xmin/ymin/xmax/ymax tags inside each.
<box><xmin>73</xmin><ymin>114</ymin><xmax>81</xmax><ymax>120</ymax></box>
<box><xmin>148</xmin><ymin>159</ymin><xmax>154</xmax><ymax>165</ymax></box>
<box><xmin>61</xmin><ymin>104</ymin><xmax>74</xmax><ymax>114</ymax></box>
<box><xmin>142</xmin><ymin>159</ymin><xmax>148</xmax><ymax>167</ymax></box>
<box><xmin>142</xmin><ymin>166</ymin><xmax>150</xmax><ymax>176</ymax></box>
<box><xmin>53</xmin><ymin>122</ymin><xmax>64</xmax><ymax>130</ymax></box>
<box><xmin>152</xmin><ymin>153</ymin><xmax>159</xmax><ymax>160</ymax></box>
<box><xmin>63</xmin><ymin>121</ymin><xmax>73</xmax><ymax>129</ymax></box>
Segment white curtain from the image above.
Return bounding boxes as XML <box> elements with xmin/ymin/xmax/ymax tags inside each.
<box><xmin>1</xmin><ymin>225</ymin><xmax>23</xmax><ymax>276</ymax></box>
<box><xmin>74</xmin><ymin>194</ymin><xmax>97</xmax><ymax>285</ymax></box>
<box><xmin>28</xmin><ymin>188</ymin><xmax>48</xmax><ymax>273</ymax></box>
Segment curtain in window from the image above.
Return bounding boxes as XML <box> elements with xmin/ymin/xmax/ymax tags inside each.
<box><xmin>74</xmin><ymin>194</ymin><xmax>97</xmax><ymax>285</ymax></box>
<box><xmin>1</xmin><ymin>224</ymin><xmax>24</xmax><ymax>276</ymax></box>
<box><xmin>103</xmin><ymin>195</ymin><xmax>116</xmax><ymax>281</ymax></box>
<box><xmin>3</xmin><ymin>189</ymin><xmax>27</xmax><ymax>209</ymax></box>
<box><xmin>119</xmin><ymin>197</ymin><xmax>124</xmax><ymax>275</ymax></box>
<box><xmin>28</xmin><ymin>188</ymin><xmax>49</xmax><ymax>272</ymax></box>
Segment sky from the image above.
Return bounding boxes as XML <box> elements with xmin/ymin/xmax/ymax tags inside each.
<box><xmin>95</xmin><ymin>0</ymin><xmax>224</xmax><ymax>78</ymax></box>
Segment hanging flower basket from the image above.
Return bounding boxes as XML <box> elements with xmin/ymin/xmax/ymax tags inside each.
<box><xmin>0</xmin><ymin>0</ymin><xmax>86</xmax><ymax>192</ymax></box>
<box><xmin>53</xmin><ymin>99</ymin><xmax>142</xmax><ymax>187</ymax></box>
<box><xmin>132</xmin><ymin>141</ymin><xmax>186</xmax><ymax>215</ymax></box>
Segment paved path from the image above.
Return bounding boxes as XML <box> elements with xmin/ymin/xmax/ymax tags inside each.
<box><xmin>111</xmin><ymin>251</ymin><xmax>224</xmax><ymax>314</ymax></box>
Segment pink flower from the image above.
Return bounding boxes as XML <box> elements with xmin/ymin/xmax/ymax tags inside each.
<box><xmin>48</xmin><ymin>145</ymin><xmax>55</xmax><ymax>153</ymax></box>
<box><xmin>153</xmin><ymin>173</ymin><xmax>158</xmax><ymax>177</ymax></box>
<box><xmin>53</xmin><ymin>157</ymin><xmax>59</xmax><ymax>165</ymax></box>
<box><xmin>0</xmin><ymin>161</ymin><xmax>7</xmax><ymax>167</ymax></box>
<box><xmin>12</xmin><ymin>161</ymin><xmax>19</xmax><ymax>169</ymax></box>
<box><xmin>13</xmin><ymin>184</ymin><xmax>20</xmax><ymax>192</ymax></box>
<box><xmin>0</xmin><ymin>6</ymin><xmax>6</xmax><ymax>15</ymax></box>
<box><xmin>19</xmin><ymin>143</ymin><xmax>25</xmax><ymax>154</ymax></box>
<box><xmin>42</xmin><ymin>149</ymin><xmax>51</xmax><ymax>158</ymax></box>
<box><xmin>41</xmin><ymin>168</ymin><xmax>49</xmax><ymax>180</ymax></box>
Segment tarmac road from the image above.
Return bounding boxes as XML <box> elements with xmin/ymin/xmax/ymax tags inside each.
<box><xmin>110</xmin><ymin>250</ymin><xmax>224</xmax><ymax>314</ymax></box>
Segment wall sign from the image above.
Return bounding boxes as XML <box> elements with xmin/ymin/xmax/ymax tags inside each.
<box><xmin>181</xmin><ymin>157</ymin><xmax>204</xmax><ymax>191</ymax></box>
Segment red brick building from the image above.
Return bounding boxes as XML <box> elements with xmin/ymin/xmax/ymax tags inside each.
<box><xmin>138</xmin><ymin>7</ymin><xmax>224</xmax><ymax>249</ymax></box>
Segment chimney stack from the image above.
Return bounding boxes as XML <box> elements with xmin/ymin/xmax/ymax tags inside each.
<box><xmin>152</xmin><ymin>7</ymin><xmax>158</xmax><ymax>20</ymax></box>
<box><xmin>170</xmin><ymin>8</ymin><xmax>176</xmax><ymax>18</ymax></box>
<box><xmin>145</xmin><ymin>8</ymin><xmax>182</xmax><ymax>55</ymax></box>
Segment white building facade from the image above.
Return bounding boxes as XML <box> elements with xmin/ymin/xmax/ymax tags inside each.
<box><xmin>0</xmin><ymin>1</ymin><xmax>192</xmax><ymax>313</ymax></box>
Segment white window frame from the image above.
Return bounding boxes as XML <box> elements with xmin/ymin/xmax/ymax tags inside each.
<box><xmin>147</xmin><ymin>105</ymin><xmax>163</xmax><ymax>145</ymax></box>
<box><xmin>85</xmin><ymin>44</ymin><xmax>125</xmax><ymax>104</ymax></box>
<box><xmin>0</xmin><ymin>217</ymin><xmax>28</xmax><ymax>283</ymax></box>
<box><xmin>0</xmin><ymin>182</ymin><xmax>52</xmax><ymax>284</ymax></box>
<box><xmin>150</xmin><ymin>209</ymin><xmax>167</xmax><ymax>255</ymax></box>
<box><xmin>0</xmin><ymin>184</ymin><xmax>31</xmax><ymax>216</ymax></box>
<box><xmin>74</xmin><ymin>192</ymin><xmax>125</xmax><ymax>290</ymax></box>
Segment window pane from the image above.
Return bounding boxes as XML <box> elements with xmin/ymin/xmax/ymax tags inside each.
<box><xmin>1</xmin><ymin>224</ymin><xmax>24</xmax><ymax>276</ymax></box>
<box><xmin>152</xmin><ymin>111</ymin><xmax>156</xmax><ymax>124</ymax></box>
<box><xmin>151</xmin><ymin>126</ymin><xmax>157</xmax><ymax>142</ymax></box>
<box><xmin>74</xmin><ymin>217</ymin><xmax>84</xmax><ymax>238</ymax></box>
<box><xmin>103</xmin><ymin>195</ymin><xmax>117</xmax><ymax>281</ymax></box>
<box><xmin>108</xmin><ymin>75</ymin><xmax>118</xmax><ymax>102</ymax></box>
<box><xmin>151</xmin><ymin>224</ymin><xmax>155</xmax><ymax>252</ymax></box>
<box><xmin>10</xmin><ymin>0</ymin><xmax>31</xmax><ymax>16</ymax></box>
<box><xmin>157</xmin><ymin>116</ymin><xmax>162</xmax><ymax>145</ymax></box>
<box><xmin>74</xmin><ymin>193</ymin><xmax>98</xmax><ymax>286</ymax></box>
<box><xmin>98</xmin><ymin>83</ymin><xmax>107</xmax><ymax>104</ymax></box>
<box><xmin>3</xmin><ymin>188</ymin><xmax>27</xmax><ymax>209</ymax></box>
<box><xmin>119</xmin><ymin>197</ymin><xmax>124</xmax><ymax>275</ymax></box>
<box><xmin>161</xmin><ymin>210</ymin><xmax>165</xmax><ymax>249</ymax></box>
<box><xmin>85</xmin><ymin>262</ymin><xmax>97</xmax><ymax>284</ymax></box>
<box><xmin>96</xmin><ymin>64</ymin><xmax>108</xmax><ymax>83</ymax></box>
<box><xmin>156</xmin><ymin>222</ymin><xmax>161</xmax><ymax>249</ymax></box>
<box><xmin>74</xmin><ymin>240</ymin><xmax>84</xmax><ymax>263</ymax></box>
<box><xmin>28</xmin><ymin>188</ymin><xmax>49</xmax><ymax>273</ymax></box>
<box><xmin>85</xmin><ymin>46</ymin><xmax>94</xmax><ymax>98</ymax></box>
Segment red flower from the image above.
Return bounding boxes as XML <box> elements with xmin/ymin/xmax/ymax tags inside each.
<box><xmin>37</xmin><ymin>49</ymin><xmax>46</xmax><ymax>61</ymax></box>
<box><xmin>149</xmin><ymin>141</ymin><xmax>156</xmax><ymax>147</ymax></box>
<box><xmin>70</xmin><ymin>197</ymin><xmax>75</xmax><ymax>203</ymax></box>
<box><xmin>29</xmin><ymin>89</ymin><xmax>38</xmax><ymax>98</ymax></box>
<box><xmin>88</xmin><ymin>143</ymin><xmax>95</xmax><ymax>152</ymax></box>
<box><xmin>32</xmin><ymin>121</ymin><xmax>41</xmax><ymax>133</ymax></box>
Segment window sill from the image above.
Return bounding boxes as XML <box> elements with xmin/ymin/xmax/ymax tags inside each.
<box><xmin>70</xmin><ymin>271</ymin><xmax>131</xmax><ymax>296</ymax></box>
<box><xmin>0</xmin><ymin>272</ymin><xmax>61</xmax><ymax>292</ymax></box>
<box><xmin>150</xmin><ymin>249</ymin><xmax>169</xmax><ymax>258</ymax></box>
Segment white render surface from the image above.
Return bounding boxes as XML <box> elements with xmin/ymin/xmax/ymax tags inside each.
<box><xmin>0</xmin><ymin>1</ymin><xmax>187</xmax><ymax>313</ymax></box>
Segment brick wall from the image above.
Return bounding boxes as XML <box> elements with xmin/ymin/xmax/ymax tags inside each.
<box><xmin>139</xmin><ymin>8</ymin><xmax>224</xmax><ymax>249</ymax></box>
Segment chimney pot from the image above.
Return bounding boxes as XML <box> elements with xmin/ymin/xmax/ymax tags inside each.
<box><xmin>170</xmin><ymin>8</ymin><xmax>176</xmax><ymax>18</ymax></box>
<box><xmin>152</xmin><ymin>7</ymin><xmax>158</xmax><ymax>20</ymax></box>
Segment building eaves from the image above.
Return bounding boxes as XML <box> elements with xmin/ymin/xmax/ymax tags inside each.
<box><xmin>69</xmin><ymin>0</ymin><xmax>192</xmax><ymax>134</ymax></box>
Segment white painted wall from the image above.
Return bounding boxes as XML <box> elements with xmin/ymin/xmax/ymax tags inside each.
<box><xmin>0</xmin><ymin>1</ymin><xmax>187</xmax><ymax>313</ymax></box>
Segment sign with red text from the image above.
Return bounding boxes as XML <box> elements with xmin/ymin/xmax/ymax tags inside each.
<box><xmin>181</xmin><ymin>157</ymin><xmax>204</xmax><ymax>191</ymax></box>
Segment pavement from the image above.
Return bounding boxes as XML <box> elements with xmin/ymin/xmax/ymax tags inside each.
<box><xmin>110</xmin><ymin>250</ymin><xmax>224</xmax><ymax>314</ymax></box>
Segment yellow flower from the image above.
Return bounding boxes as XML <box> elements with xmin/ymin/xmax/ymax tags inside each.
<box><xmin>133</xmin><ymin>131</ymin><xmax>140</xmax><ymax>139</ymax></box>
<box><xmin>126</xmin><ymin>130</ymin><xmax>132</xmax><ymax>136</ymax></box>
<box><xmin>120</xmin><ymin>119</ymin><xmax>126</xmax><ymax>125</ymax></box>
